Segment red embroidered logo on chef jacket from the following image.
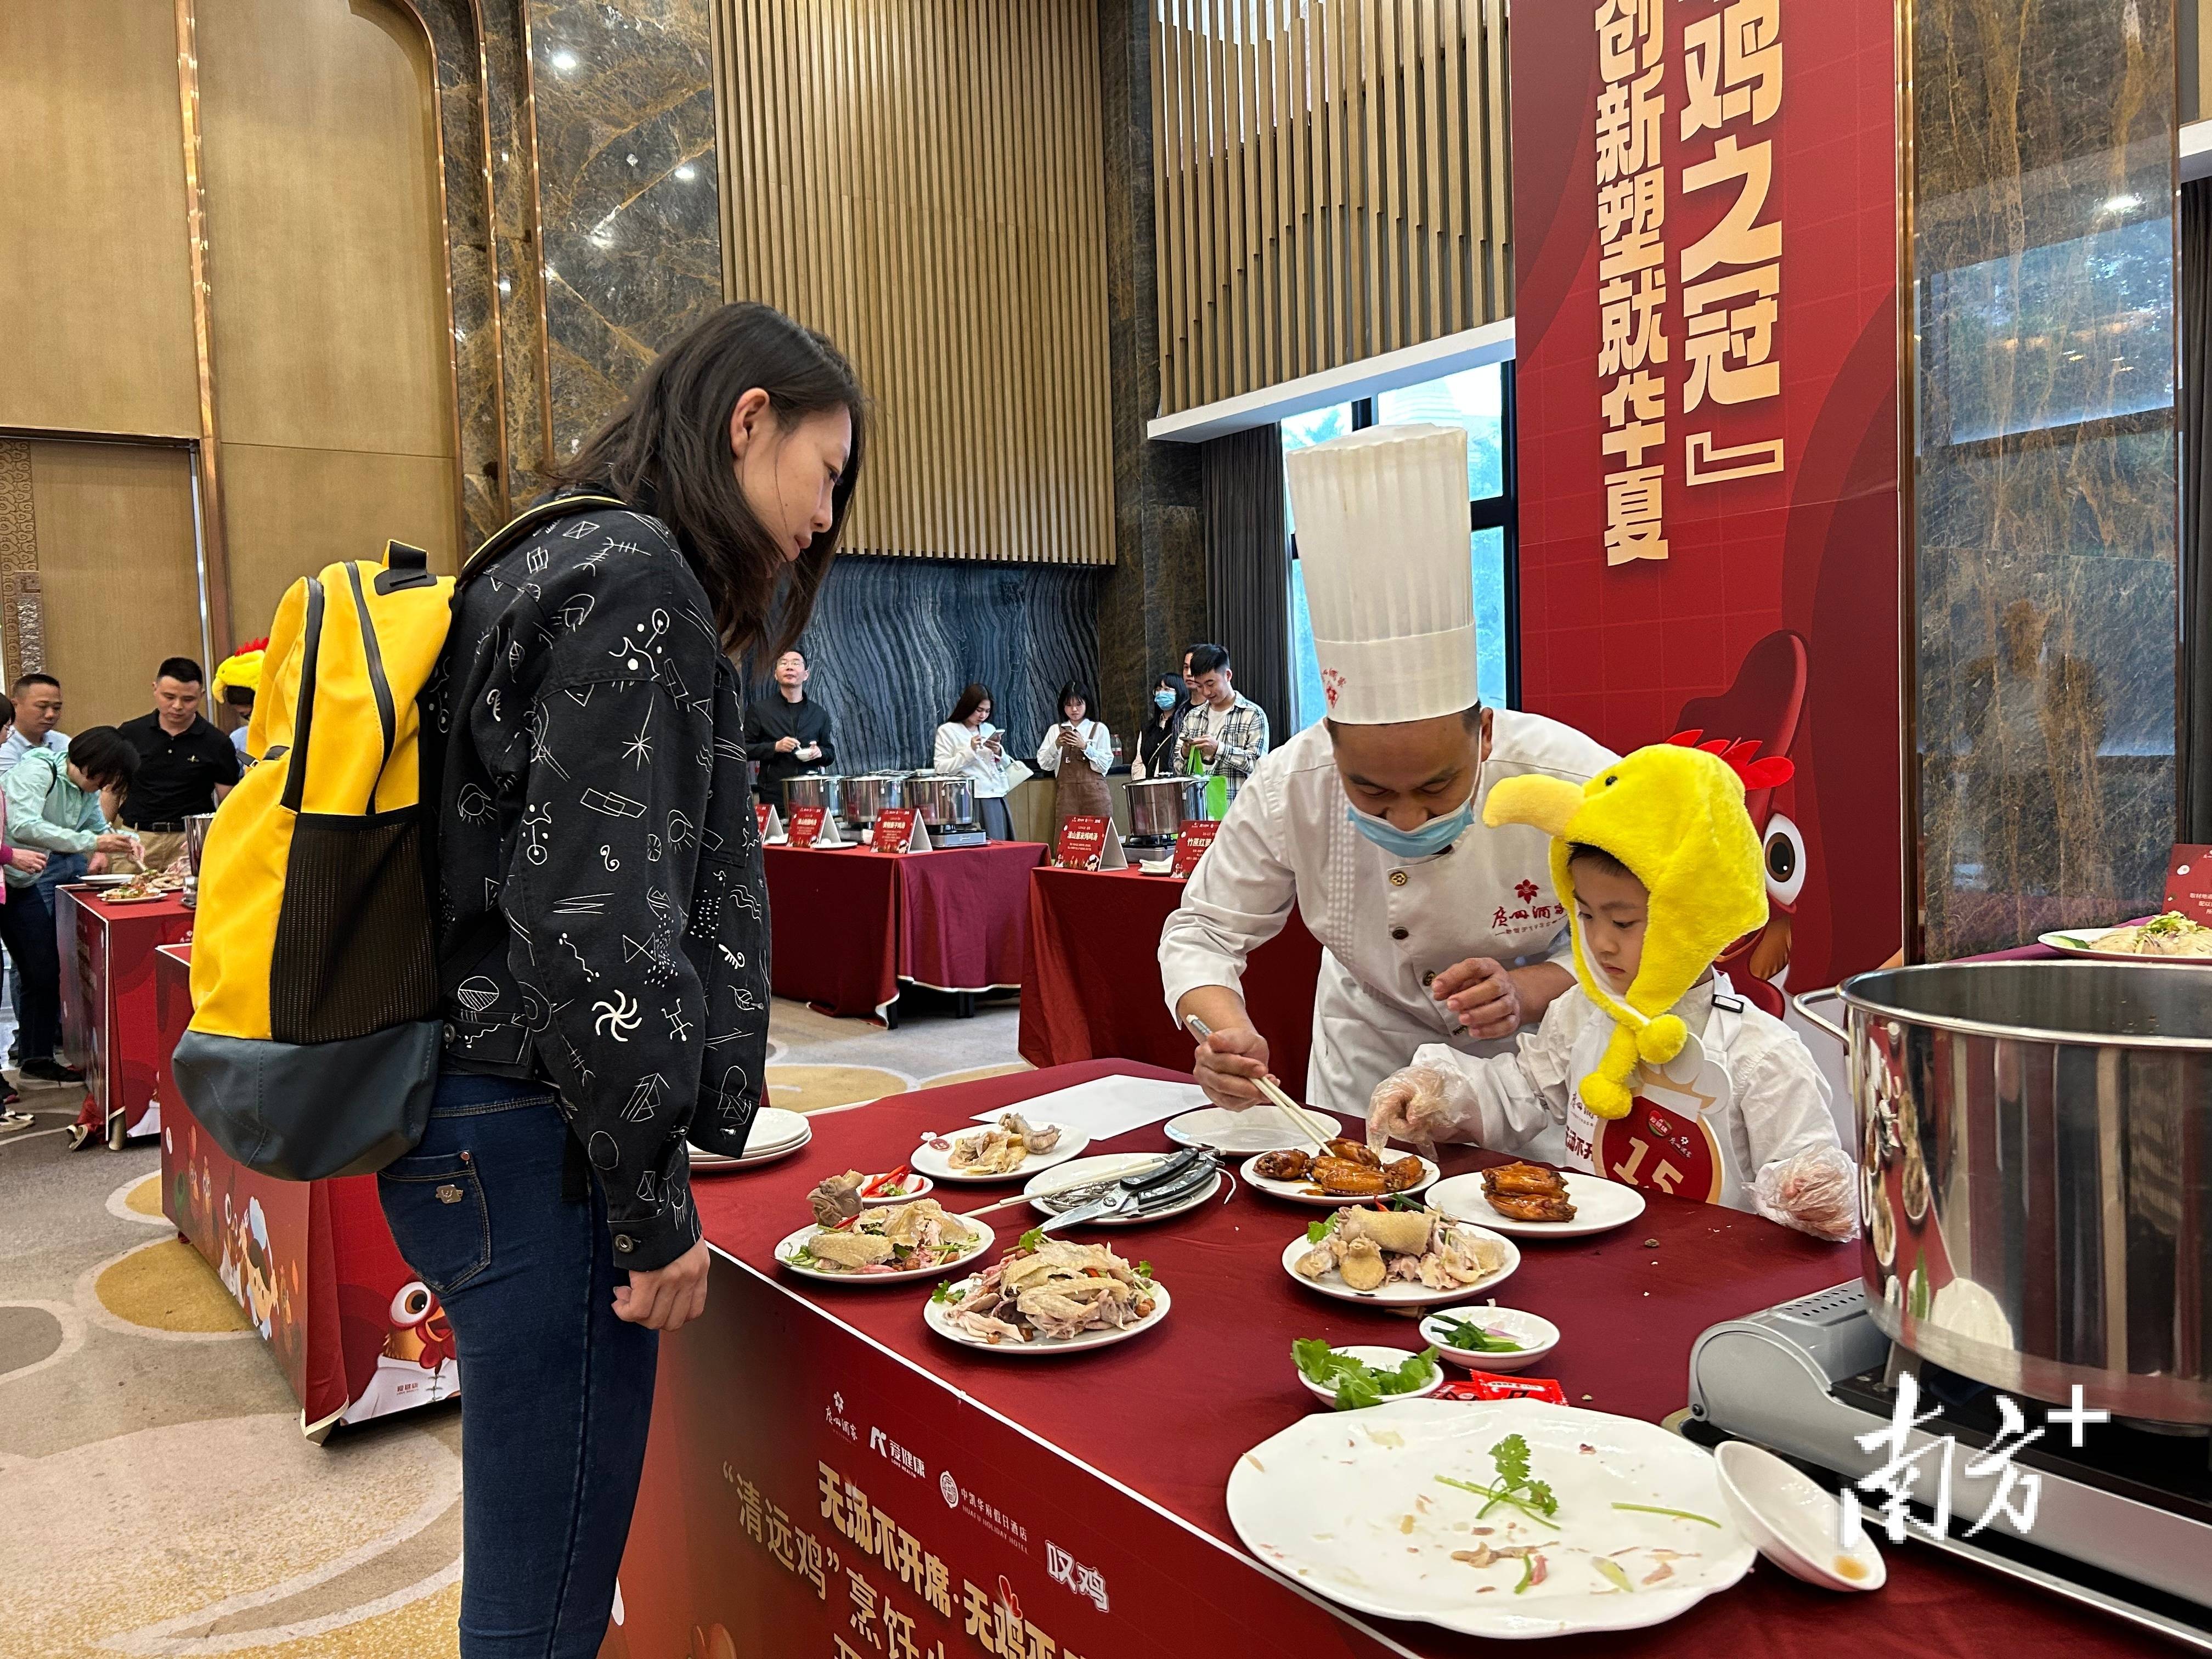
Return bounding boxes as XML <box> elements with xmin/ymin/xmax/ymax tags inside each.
<box><xmin>1596</xmin><ymin>1100</ymin><xmax>1722</xmax><ymax>1205</ymax></box>
<box><xmin>1322</xmin><ymin>667</ymin><xmax>1346</xmax><ymax>708</ymax></box>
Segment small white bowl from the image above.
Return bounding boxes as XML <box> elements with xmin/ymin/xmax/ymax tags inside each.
<box><xmin>1295</xmin><ymin>1345</ymin><xmax>1445</xmax><ymax>1408</ymax></box>
<box><xmin>1418</xmin><ymin>1305</ymin><xmax>1561</xmax><ymax>1373</ymax></box>
<box><xmin>856</xmin><ymin>1174</ymin><xmax>935</xmax><ymax>1207</ymax></box>
<box><xmin>1714</xmin><ymin>1441</ymin><xmax>1886</xmax><ymax>1592</ymax></box>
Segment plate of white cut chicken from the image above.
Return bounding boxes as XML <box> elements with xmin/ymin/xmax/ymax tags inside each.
<box><xmin>774</xmin><ymin>1184</ymin><xmax>994</xmax><ymax>1284</ymax></box>
<box><xmin>911</xmin><ymin>1113</ymin><xmax>1091</xmax><ymax>1182</ymax></box>
<box><xmin>1284</xmin><ymin>1205</ymin><xmax>1519</xmax><ymax>1307</ymax></box>
<box><xmin>923</xmin><ymin>1236</ymin><xmax>1170</xmax><ymax>1353</ymax></box>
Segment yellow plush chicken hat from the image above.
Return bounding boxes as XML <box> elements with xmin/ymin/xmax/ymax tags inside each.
<box><xmin>1482</xmin><ymin>741</ymin><xmax>1774</xmax><ymax>1119</ymax></box>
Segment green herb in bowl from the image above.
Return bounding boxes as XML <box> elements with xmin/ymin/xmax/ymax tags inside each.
<box><xmin>1434</xmin><ymin>1314</ymin><xmax>1526</xmax><ymax>1355</ymax></box>
<box><xmin>1291</xmin><ymin>1339</ymin><xmax>1439</xmax><ymax>1411</ymax></box>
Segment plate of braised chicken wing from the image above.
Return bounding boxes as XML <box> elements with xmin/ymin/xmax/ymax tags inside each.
<box><xmin>1240</xmin><ymin>1139</ymin><xmax>1440</xmax><ymax>1207</ymax></box>
<box><xmin>1425</xmin><ymin>1163</ymin><xmax>1646</xmax><ymax>1239</ymax></box>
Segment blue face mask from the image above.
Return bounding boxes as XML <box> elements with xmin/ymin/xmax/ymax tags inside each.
<box><xmin>1154</xmin><ymin>689</ymin><xmax>1177</xmax><ymax>710</ymax></box>
<box><xmin>1344</xmin><ymin>795</ymin><xmax>1476</xmax><ymax>859</ymax></box>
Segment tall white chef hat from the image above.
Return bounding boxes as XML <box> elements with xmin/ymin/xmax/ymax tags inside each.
<box><xmin>1284</xmin><ymin>423</ymin><xmax>1477</xmax><ymax>725</ymax></box>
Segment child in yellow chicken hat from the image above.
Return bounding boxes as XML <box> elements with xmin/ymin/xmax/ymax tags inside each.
<box><xmin>1367</xmin><ymin>738</ymin><xmax>1856</xmax><ymax>1238</ymax></box>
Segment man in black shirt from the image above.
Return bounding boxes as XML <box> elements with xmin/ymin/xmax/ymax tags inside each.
<box><xmin>744</xmin><ymin>647</ymin><xmax>835</xmax><ymax>809</ymax></box>
<box><xmin>117</xmin><ymin>656</ymin><xmax>240</xmax><ymax>871</ymax></box>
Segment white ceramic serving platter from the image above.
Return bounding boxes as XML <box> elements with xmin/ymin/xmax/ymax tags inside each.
<box><xmin>1164</xmin><ymin>1103</ymin><xmax>1344</xmax><ymax>1154</ymax></box>
<box><xmin>1022</xmin><ymin>1153</ymin><xmax>1222</xmax><ymax>1226</ymax></box>
<box><xmin>1426</xmin><ymin>1170</ymin><xmax>1647</xmax><ymax>1239</ymax></box>
<box><xmin>1227</xmin><ymin>1397</ymin><xmax>1755</xmax><ymax>1639</ymax></box>
<box><xmin>1240</xmin><ymin>1152</ymin><xmax>1440</xmax><ymax>1207</ymax></box>
<box><xmin>2036</xmin><ymin>924</ymin><xmax>2212</xmax><ymax>965</ymax></box>
<box><xmin>772</xmin><ymin>1216</ymin><xmax>995</xmax><ymax>1285</ymax></box>
<box><xmin>923</xmin><ymin>1272</ymin><xmax>1171</xmax><ymax>1355</ymax></box>
<box><xmin>911</xmin><ymin>1122</ymin><xmax>1092</xmax><ymax>1183</ymax></box>
<box><xmin>1280</xmin><ymin>1219</ymin><xmax>1519</xmax><ymax>1307</ymax></box>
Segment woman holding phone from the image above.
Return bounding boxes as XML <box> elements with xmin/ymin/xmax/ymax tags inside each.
<box><xmin>1035</xmin><ymin>680</ymin><xmax>1113</xmax><ymax>838</ymax></box>
<box><xmin>933</xmin><ymin>682</ymin><xmax>1016</xmax><ymax>839</ymax></box>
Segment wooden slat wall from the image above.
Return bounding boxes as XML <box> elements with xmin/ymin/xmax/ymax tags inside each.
<box><xmin>713</xmin><ymin>0</ymin><xmax>1115</xmax><ymax>566</ymax></box>
<box><xmin>1150</xmin><ymin>0</ymin><xmax>1511</xmax><ymax>416</ymax></box>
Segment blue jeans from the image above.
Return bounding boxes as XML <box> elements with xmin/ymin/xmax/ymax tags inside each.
<box><xmin>378</xmin><ymin>1073</ymin><xmax>658</xmax><ymax>1658</ymax></box>
<box><xmin>6</xmin><ymin>852</ymin><xmax>84</xmax><ymax>1045</ymax></box>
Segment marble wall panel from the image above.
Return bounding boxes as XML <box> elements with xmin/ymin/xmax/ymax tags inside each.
<box><xmin>1094</xmin><ymin>0</ymin><xmax>1209</xmax><ymax>729</ymax></box>
<box><xmin>773</xmin><ymin>558</ymin><xmax>1107</xmax><ymax>779</ymax></box>
<box><xmin>526</xmin><ymin>0</ymin><xmax>723</xmax><ymax>462</ymax></box>
<box><xmin>1910</xmin><ymin>0</ymin><xmax>2180</xmax><ymax>956</ymax></box>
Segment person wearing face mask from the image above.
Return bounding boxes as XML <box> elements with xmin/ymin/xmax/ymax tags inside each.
<box><xmin>1130</xmin><ymin>674</ymin><xmax>1186</xmax><ymax>781</ymax></box>
<box><xmin>1158</xmin><ymin>424</ymin><xmax>1615</xmax><ymax>1116</ymax></box>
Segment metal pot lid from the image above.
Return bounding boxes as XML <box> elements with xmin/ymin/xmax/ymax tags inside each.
<box><xmin>1838</xmin><ymin>960</ymin><xmax>2212</xmax><ymax>1049</ymax></box>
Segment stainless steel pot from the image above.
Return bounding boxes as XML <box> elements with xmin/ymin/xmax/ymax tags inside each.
<box><xmin>840</xmin><ymin>774</ymin><xmax>905</xmax><ymax>823</ymax></box>
<box><xmin>782</xmin><ymin>774</ymin><xmax>843</xmax><ymax>820</ymax></box>
<box><xmin>1127</xmin><ymin>776</ymin><xmax>1209</xmax><ymax>839</ymax></box>
<box><xmin>905</xmin><ymin>774</ymin><xmax>976</xmax><ymax>827</ymax></box>
<box><xmin>1801</xmin><ymin>962</ymin><xmax>2212</xmax><ymax>1425</ymax></box>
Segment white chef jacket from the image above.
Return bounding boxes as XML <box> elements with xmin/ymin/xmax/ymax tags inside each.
<box><xmin>1158</xmin><ymin>710</ymin><xmax>1616</xmax><ymax>1113</ymax></box>
<box><xmin>934</xmin><ymin>721</ymin><xmax>1014</xmax><ymax>798</ymax></box>
<box><xmin>1402</xmin><ymin>972</ymin><xmax>1843</xmax><ymax>1218</ymax></box>
<box><xmin>1035</xmin><ymin>718</ymin><xmax>1114</xmax><ymax>776</ymax></box>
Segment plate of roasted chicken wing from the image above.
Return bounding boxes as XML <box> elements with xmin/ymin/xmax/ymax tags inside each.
<box><xmin>1240</xmin><ymin>1139</ymin><xmax>1440</xmax><ymax>1207</ymax></box>
<box><xmin>1425</xmin><ymin>1163</ymin><xmax>1646</xmax><ymax>1239</ymax></box>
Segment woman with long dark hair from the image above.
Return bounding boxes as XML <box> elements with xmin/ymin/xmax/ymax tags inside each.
<box><xmin>1133</xmin><ymin>671</ymin><xmax>1186</xmax><ymax>779</ymax></box>
<box><xmin>385</xmin><ymin>302</ymin><xmax>863</xmax><ymax>1658</ymax></box>
<box><xmin>933</xmin><ymin>681</ymin><xmax>1016</xmax><ymax>839</ymax></box>
<box><xmin>1035</xmin><ymin>679</ymin><xmax>1113</xmax><ymax>838</ymax></box>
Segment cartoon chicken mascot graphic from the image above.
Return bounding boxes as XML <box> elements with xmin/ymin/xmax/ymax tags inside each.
<box><xmin>1671</xmin><ymin>630</ymin><xmax>1809</xmax><ymax>1018</ymax></box>
<box><xmin>338</xmin><ymin>1279</ymin><xmax>460</xmax><ymax>1423</ymax></box>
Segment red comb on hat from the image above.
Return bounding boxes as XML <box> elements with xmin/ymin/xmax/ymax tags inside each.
<box><xmin>1668</xmin><ymin>729</ymin><xmax>1796</xmax><ymax>791</ymax></box>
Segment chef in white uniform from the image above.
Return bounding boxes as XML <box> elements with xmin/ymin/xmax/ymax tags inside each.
<box><xmin>1158</xmin><ymin>424</ymin><xmax>1616</xmax><ymax>1115</ymax></box>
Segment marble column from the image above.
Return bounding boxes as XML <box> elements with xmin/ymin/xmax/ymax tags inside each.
<box><xmin>1094</xmin><ymin>0</ymin><xmax>1208</xmax><ymax>728</ymax></box>
<box><xmin>1909</xmin><ymin>0</ymin><xmax>2180</xmax><ymax>957</ymax></box>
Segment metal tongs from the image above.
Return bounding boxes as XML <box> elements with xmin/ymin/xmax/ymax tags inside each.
<box><xmin>1033</xmin><ymin>1148</ymin><xmax>1218</xmax><ymax>1233</ymax></box>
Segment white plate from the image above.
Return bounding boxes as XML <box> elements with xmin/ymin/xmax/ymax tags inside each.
<box><xmin>1427</xmin><ymin>1170</ymin><xmax>1647</xmax><ymax>1239</ymax></box>
<box><xmin>1280</xmin><ymin>1218</ymin><xmax>1519</xmax><ymax>1307</ymax></box>
<box><xmin>858</xmin><ymin>1173</ymin><xmax>936</xmax><ymax>1206</ymax></box>
<box><xmin>1418</xmin><ymin>1305</ymin><xmax>1562</xmax><ymax>1374</ymax></box>
<box><xmin>1295</xmin><ymin>1345</ymin><xmax>1446</xmax><ymax>1408</ymax></box>
<box><xmin>693</xmin><ymin>1125</ymin><xmax>811</xmax><ymax>1172</ymax></box>
<box><xmin>923</xmin><ymin>1270</ymin><xmax>1172</xmax><ymax>1355</ymax></box>
<box><xmin>772</xmin><ymin>1216</ymin><xmax>995</xmax><ymax>1284</ymax></box>
<box><xmin>78</xmin><ymin>873</ymin><xmax>136</xmax><ymax>888</ymax></box>
<box><xmin>1227</xmin><ymin>1397</ymin><xmax>1755</xmax><ymax>1639</ymax></box>
<box><xmin>1164</xmin><ymin>1103</ymin><xmax>1344</xmax><ymax>1154</ymax></box>
<box><xmin>2038</xmin><ymin>924</ymin><xmax>2212</xmax><ymax>964</ymax></box>
<box><xmin>911</xmin><ymin>1121</ymin><xmax>1091</xmax><ymax>1183</ymax></box>
<box><xmin>742</xmin><ymin>1107</ymin><xmax>811</xmax><ymax>1151</ymax></box>
<box><xmin>1239</xmin><ymin>1152</ymin><xmax>1441</xmax><ymax>1207</ymax></box>
<box><xmin>1713</xmin><ymin>1441</ymin><xmax>1886</xmax><ymax>1592</ymax></box>
<box><xmin>1022</xmin><ymin>1152</ymin><xmax>1222</xmax><ymax>1225</ymax></box>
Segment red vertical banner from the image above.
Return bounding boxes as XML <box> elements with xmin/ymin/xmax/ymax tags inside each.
<box><xmin>1511</xmin><ymin>0</ymin><xmax>1903</xmax><ymax>995</ymax></box>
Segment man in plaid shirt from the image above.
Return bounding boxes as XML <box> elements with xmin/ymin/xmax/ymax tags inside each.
<box><xmin>1175</xmin><ymin>642</ymin><xmax>1270</xmax><ymax>800</ymax></box>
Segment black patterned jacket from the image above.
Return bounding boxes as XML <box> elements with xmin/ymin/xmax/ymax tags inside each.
<box><xmin>427</xmin><ymin>500</ymin><xmax>769</xmax><ymax>1271</ymax></box>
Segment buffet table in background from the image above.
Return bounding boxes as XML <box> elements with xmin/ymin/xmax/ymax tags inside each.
<box><xmin>1020</xmin><ymin>865</ymin><xmax>1323</xmax><ymax>1091</ymax></box>
<box><xmin>606</xmin><ymin>1061</ymin><xmax>2146</xmax><ymax>1659</ymax></box>
<box><xmin>57</xmin><ymin>885</ymin><xmax>192</xmax><ymax>1148</ymax></box>
<box><xmin>764</xmin><ymin>842</ymin><xmax>1047</xmax><ymax>1023</ymax></box>
<box><xmin>153</xmin><ymin>945</ymin><xmax>460</xmax><ymax>1436</ymax></box>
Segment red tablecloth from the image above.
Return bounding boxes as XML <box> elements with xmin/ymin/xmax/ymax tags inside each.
<box><xmin>1019</xmin><ymin>865</ymin><xmax>1324</xmax><ymax>1090</ymax></box>
<box><xmin>609</xmin><ymin>1063</ymin><xmax>2147</xmax><ymax>1659</ymax></box>
<box><xmin>58</xmin><ymin>887</ymin><xmax>193</xmax><ymax>1143</ymax></box>
<box><xmin>154</xmin><ymin>945</ymin><xmax>460</xmax><ymax>1435</ymax></box>
<box><xmin>764</xmin><ymin>842</ymin><xmax>1047</xmax><ymax>1019</ymax></box>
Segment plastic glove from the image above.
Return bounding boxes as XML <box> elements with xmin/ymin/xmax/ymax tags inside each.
<box><xmin>1365</xmin><ymin>1065</ymin><xmax>1468</xmax><ymax>1159</ymax></box>
<box><xmin>1754</xmin><ymin>1144</ymin><xmax>1860</xmax><ymax>1241</ymax></box>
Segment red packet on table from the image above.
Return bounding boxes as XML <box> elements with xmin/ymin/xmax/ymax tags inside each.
<box><xmin>1435</xmin><ymin>1374</ymin><xmax>1569</xmax><ymax>1404</ymax></box>
<box><xmin>1053</xmin><ymin>815</ymin><xmax>1126</xmax><ymax>870</ymax></box>
<box><xmin>2164</xmin><ymin>844</ymin><xmax>2212</xmax><ymax>923</ymax></box>
<box><xmin>1169</xmin><ymin>817</ymin><xmax>1220</xmax><ymax>876</ymax></box>
<box><xmin>870</xmin><ymin>807</ymin><xmax>931</xmax><ymax>854</ymax></box>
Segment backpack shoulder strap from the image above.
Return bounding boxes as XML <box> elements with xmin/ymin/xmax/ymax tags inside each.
<box><xmin>456</xmin><ymin>493</ymin><xmax>628</xmax><ymax>589</ymax></box>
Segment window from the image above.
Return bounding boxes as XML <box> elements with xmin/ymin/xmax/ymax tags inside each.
<box><xmin>1282</xmin><ymin>366</ymin><xmax>1518</xmax><ymax>730</ymax></box>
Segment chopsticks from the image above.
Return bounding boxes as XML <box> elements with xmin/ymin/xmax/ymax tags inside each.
<box><xmin>1184</xmin><ymin>1014</ymin><xmax>1332</xmax><ymax>1153</ymax></box>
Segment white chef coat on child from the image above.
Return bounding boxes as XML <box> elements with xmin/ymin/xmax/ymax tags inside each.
<box><xmin>1159</xmin><ymin>710</ymin><xmax>1615</xmax><ymax>1115</ymax></box>
<box><xmin>1400</xmin><ymin>971</ymin><xmax>1841</xmax><ymax>1220</ymax></box>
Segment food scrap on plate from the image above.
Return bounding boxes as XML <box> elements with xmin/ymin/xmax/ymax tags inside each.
<box><xmin>1294</xmin><ymin>1206</ymin><xmax>1509</xmax><ymax>1293</ymax></box>
<box><xmin>1255</xmin><ymin>1138</ymin><xmax>1427</xmax><ymax>1197</ymax></box>
<box><xmin>950</xmin><ymin>1113</ymin><xmax>1063</xmax><ymax>1176</ymax></box>
<box><xmin>785</xmin><ymin>1199</ymin><xmax>983</xmax><ymax>1275</ymax></box>
<box><xmin>933</xmin><ymin>1235</ymin><xmax>1159</xmax><ymax>1344</ymax></box>
<box><xmin>1482</xmin><ymin>1163</ymin><xmax>1577</xmax><ymax>1223</ymax></box>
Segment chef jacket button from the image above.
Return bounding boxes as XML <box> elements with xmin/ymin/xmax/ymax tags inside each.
<box><xmin>613</xmin><ymin>1234</ymin><xmax>635</xmax><ymax>1254</ymax></box>
<box><xmin>1421</xmin><ymin>969</ymin><xmax>1437</xmax><ymax>988</ymax></box>
<box><xmin>1389</xmin><ymin>870</ymin><xmax>1409</xmax><ymax>888</ymax></box>
<box><xmin>1390</xmin><ymin>927</ymin><xmax>1409</xmax><ymax>941</ymax></box>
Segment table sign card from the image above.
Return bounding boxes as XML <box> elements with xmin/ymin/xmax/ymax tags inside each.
<box><xmin>2165</xmin><ymin>844</ymin><xmax>2212</xmax><ymax>924</ymax></box>
<box><xmin>786</xmin><ymin>806</ymin><xmax>845</xmax><ymax>848</ymax></box>
<box><xmin>870</xmin><ymin>807</ymin><xmax>932</xmax><ymax>854</ymax></box>
<box><xmin>1054</xmin><ymin>815</ymin><xmax>1126</xmax><ymax>871</ymax></box>
<box><xmin>755</xmin><ymin>803</ymin><xmax>785</xmax><ymax>844</ymax></box>
<box><xmin>1169</xmin><ymin>817</ymin><xmax>1221</xmax><ymax>876</ymax></box>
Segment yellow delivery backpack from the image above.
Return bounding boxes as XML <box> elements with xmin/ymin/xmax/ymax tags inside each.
<box><xmin>172</xmin><ymin>497</ymin><xmax>620</xmax><ymax>1180</ymax></box>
